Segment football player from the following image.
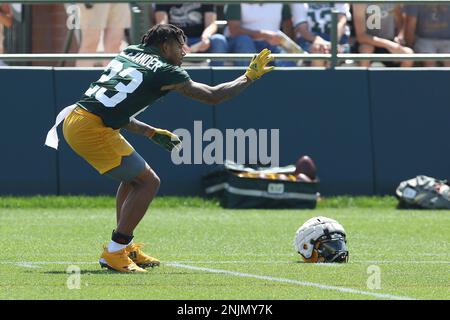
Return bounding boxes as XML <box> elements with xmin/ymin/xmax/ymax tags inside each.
<box><xmin>45</xmin><ymin>24</ymin><xmax>274</xmax><ymax>273</ymax></box>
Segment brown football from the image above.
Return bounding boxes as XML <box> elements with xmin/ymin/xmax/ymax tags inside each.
<box><xmin>294</xmin><ymin>155</ymin><xmax>317</xmax><ymax>180</ymax></box>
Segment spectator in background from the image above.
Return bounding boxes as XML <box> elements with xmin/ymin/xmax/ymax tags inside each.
<box><xmin>404</xmin><ymin>4</ymin><xmax>450</xmax><ymax>67</ymax></box>
<box><xmin>0</xmin><ymin>3</ymin><xmax>13</xmax><ymax>66</ymax></box>
<box><xmin>76</xmin><ymin>3</ymin><xmax>131</xmax><ymax>67</ymax></box>
<box><xmin>224</xmin><ymin>3</ymin><xmax>295</xmax><ymax>67</ymax></box>
<box><xmin>291</xmin><ymin>3</ymin><xmax>351</xmax><ymax>67</ymax></box>
<box><xmin>154</xmin><ymin>3</ymin><xmax>228</xmax><ymax>66</ymax></box>
<box><xmin>353</xmin><ymin>3</ymin><xmax>413</xmax><ymax>67</ymax></box>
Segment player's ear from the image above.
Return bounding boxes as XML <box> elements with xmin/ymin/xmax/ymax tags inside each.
<box><xmin>160</xmin><ymin>42</ymin><xmax>169</xmax><ymax>56</ymax></box>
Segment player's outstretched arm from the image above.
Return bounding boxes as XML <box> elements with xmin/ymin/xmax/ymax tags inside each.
<box><xmin>161</xmin><ymin>48</ymin><xmax>274</xmax><ymax>105</ymax></box>
<box><xmin>172</xmin><ymin>76</ymin><xmax>250</xmax><ymax>105</ymax></box>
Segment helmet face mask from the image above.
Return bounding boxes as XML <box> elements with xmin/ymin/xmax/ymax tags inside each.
<box><xmin>315</xmin><ymin>233</ymin><xmax>349</xmax><ymax>263</ymax></box>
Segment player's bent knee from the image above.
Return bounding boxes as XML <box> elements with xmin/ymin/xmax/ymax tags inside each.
<box><xmin>145</xmin><ymin>169</ymin><xmax>160</xmax><ymax>190</ymax></box>
<box><xmin>135</xmin><ymin>166</ymin><xmax>160</xmax><ymax>191</ymax></box>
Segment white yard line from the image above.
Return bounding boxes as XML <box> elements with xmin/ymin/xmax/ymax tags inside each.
<box><xmin>15</xmin><ymin>262</ymin><xmax>42</xmax><ymax>269</ymax></box>
<box><xmin>0</xmin><ymin>260</ymin><xmax>437</xmax><ymax>300</ymax></box>
<box><xmin>166</xmin><ymin>262</ymin><xmax>416</xmax><ymax>300</ymax></box>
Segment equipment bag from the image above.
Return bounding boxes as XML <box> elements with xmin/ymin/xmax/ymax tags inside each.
<box><xmin>203</xmin><ymin>161</ymin><xmax>320</xmax><ymax>209</ymax></box>
<box><xmin>396</xmin><ymin>175</ymin><xmax>450</xmax><ymax>209</ymax></box>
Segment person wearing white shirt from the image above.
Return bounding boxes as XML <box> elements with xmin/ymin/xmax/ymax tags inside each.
<box><xmin>224</xmin><ymin>3</ymin><xmax>295</xmax><ymax>66</ymax></box>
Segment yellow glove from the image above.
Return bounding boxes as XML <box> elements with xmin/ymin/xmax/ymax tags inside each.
<box><xmin>149</xmin><ymin>128</ymin><xmax>181</xmax><ymax>152</ymax></box>
<box><xmin>244</xmin><ymin>48</ymin><xmax>275</xmax><ymax>81</ymax></box>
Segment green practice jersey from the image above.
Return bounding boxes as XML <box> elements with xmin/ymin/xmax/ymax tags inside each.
<box><xmin>77</xmin><ymin>44</ymin><xmax>191</xmax><ymax>129</ymax></box>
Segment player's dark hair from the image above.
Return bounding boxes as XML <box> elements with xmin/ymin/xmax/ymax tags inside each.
<box><xmin>141</xmin><ymin>24</ymin><xmax>187</xmax><ymax>47</ymax></box>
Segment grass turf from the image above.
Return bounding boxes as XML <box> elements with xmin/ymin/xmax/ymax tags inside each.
<box><xmin>0</xmin><ymin>196</ymin><xmax>448</xmax><ymax>300</ymax></box>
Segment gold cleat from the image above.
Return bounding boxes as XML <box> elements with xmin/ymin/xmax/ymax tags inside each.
<box><xmin>99</xmin><ymin>246</ymin><xmax>147</xmax><ymax>273</ymax></box>
<box><xmin>127</xmin><ymin>243</ymin><xmax>160</xmax><ymax>269</ymax></box>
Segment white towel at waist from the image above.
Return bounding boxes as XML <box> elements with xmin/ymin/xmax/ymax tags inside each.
<box><xmin>44</xmin><ymin>104</ymin><xmax>77</xmax><ymax>150</ymax></box>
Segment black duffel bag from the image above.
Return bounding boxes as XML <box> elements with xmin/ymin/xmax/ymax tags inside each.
<box><xmin>203</xmin><ymin>161</ymin><xmax>320</xmax><ymax>209</ymax></box>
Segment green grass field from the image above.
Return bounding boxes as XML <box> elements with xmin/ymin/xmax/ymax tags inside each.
<box><xmin>0</xmin><ymin>196</ymin><xmax>448</xmax><ymax>300</ymax></box>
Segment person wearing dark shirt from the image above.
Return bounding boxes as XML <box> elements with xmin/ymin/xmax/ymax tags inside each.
<box><xmin>155</xmin><ymin>3</ymin><xmax>228</xmax><ymax>66</ymax></box>
<box><xmin>404</xmin><ymin>4</ymin><xmax>450</xmax><ymax>67</ymax></box>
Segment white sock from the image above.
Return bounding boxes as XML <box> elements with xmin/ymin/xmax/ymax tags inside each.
<box><xmin>107</xmin><ymin>239</ymin><xmax>133</xmax><ymax>253</ymax></box>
